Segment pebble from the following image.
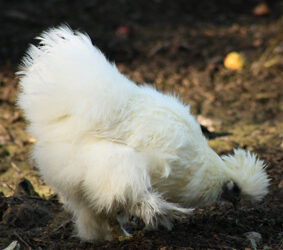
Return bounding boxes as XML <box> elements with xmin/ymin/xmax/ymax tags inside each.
<box><xmin>244</xmin><ymin>231</ymin><xmax>262</xmax><ymax>248</ymax></box>
<box><xmin>3</xmin><ymin>241</ymin><xmax>20</xmax><ymax>250</ymax></box>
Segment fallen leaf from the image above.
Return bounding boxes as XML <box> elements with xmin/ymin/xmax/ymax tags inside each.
<box><xmin>116</xmin><ymin>25</ymin><xmax>132</xmax><ymax>38</ymax></box>
<box><xmin>253</xmin><ymin>2</ymin><xmax>271</xmax><ymax>17</ymax></box>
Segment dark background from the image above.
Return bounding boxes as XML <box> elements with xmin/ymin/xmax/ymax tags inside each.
<box><xmin>1</xmin><ymin>0</ymin><xmax>282</xmax><ymax>66</ymax></box>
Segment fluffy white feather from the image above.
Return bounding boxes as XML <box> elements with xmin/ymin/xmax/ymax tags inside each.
<box><xmin>18</xmin><ymin>26</ymin><xmax>269</xmax><ymax>242</ymax></box>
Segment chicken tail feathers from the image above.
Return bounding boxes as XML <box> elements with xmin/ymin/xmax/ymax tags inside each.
<box><xmin>17</xmin><ymin>25</ymin><xmax>134</xmax><ymax>127</ymax></box>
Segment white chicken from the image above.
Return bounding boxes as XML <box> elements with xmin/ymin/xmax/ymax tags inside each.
<box><xmin>18</xmin><ymin>26</ymin><xmax>269</xmax><ymax>242</ymax></box>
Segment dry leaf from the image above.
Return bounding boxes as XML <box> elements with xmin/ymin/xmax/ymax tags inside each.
<box><xmin>253</xmin><ymin>2</ymin><xmax>271</xmax><ymax>17</ymax></box>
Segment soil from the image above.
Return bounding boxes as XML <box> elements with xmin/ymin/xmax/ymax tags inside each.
<box><xmin>0</xmin><ymin>0</ymin><xmax>283</xmax><ymax>249</ymax></box>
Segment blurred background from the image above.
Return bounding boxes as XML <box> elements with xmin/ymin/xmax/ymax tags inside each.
<box><xmin>1</xmin><ymin>0</ymin><xmax>283</xmax><ymax>120</ymax></box>
<box><xmin>0</xmin><ymin>0</ymin><xmax>282</xmax><ymax>249</ymax></box>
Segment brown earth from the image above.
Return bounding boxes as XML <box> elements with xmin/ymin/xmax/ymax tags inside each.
<box><xmin>0</xmin><ymin>0</ymin><xmax>283</xmax><ymax>249</ymax></box>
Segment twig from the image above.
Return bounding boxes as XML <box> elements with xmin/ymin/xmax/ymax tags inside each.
<box><xmin>11</xmin><ymin>162</ymin><xmax>21</xmax><ymax>173</ymax></box>
<box><xmin>0</xmin><ymin>124</ymin><xmax>15</xmax><ymax>143</ymax></box>
<box><xmin>2</xmin><ymin>182</ymin><xmax>16</xmax><ymax>193</ymax></box>
<box><xmin>13</xmin><ymin>232</ymin><xmax>32</xmax><ymax>250</ymax></box>
<box><xmin>52</xmin><ymin>219</ymin><xmax>72</xmax><ymax>232</ymax></box>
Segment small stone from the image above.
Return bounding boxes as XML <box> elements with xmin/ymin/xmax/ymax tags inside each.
<box><xmin>3</xmin><ymin>241</ymin><xmax>20</xmax><ymax>250</ymax></box>
<box><xmin>244</xmin><ymin>231</ymin><xmax>262</xmax><ymax>248</ymax></box>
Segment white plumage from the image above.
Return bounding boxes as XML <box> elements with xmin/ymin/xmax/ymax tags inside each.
<box><xmin>18</xmin><ymin>26</ymin><xmax>269</xmax><ymax>242</ymax></box>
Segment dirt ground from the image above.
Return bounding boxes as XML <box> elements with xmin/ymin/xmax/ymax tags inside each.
<box><xmin>0</xmin><ymin>0</ymin><xmax>283</xmax><ymax>249</ymax></box>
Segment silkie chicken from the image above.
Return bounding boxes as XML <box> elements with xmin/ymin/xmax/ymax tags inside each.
<box><xmin>18</xmin><ymin>26</ymin><xmax>269</xmax><ymax>242</ymax></box>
